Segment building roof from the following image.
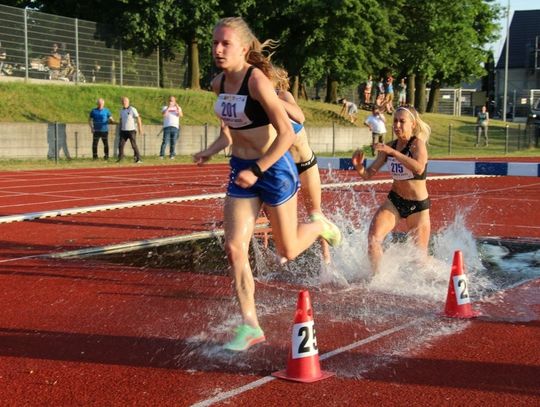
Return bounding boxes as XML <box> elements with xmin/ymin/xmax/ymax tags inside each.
<box><xmin>496</xmin><ymin>9</ymin><xmax>540</xmax><ymax>69</ymax></box>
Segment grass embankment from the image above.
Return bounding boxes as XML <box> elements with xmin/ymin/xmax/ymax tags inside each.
<box><xmin>0</xmin><ymin>81</ymin><xmax>537</xmax><ymax>171</ymax></box>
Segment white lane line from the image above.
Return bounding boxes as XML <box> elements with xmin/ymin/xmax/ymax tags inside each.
<box><xmin>0</xmin><ymin>175</ymin><xmax>490</xmax><ymax>224</ymax></box>
<box><xmin>191</xmin><ymin>317</ymin><xmax>425</xmax><ymax>407</ymax></box>
<box><xmin>0</xmin><ymin>192</ymin><xmax>225</xmax><ymax>224</ymax></box>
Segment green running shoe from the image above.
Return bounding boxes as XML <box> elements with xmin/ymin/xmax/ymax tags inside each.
<box><xmin>310</xmin><ymin>213</ymin><xmax>342</xmax><ymax>247</ymax></box>
<box><xmin>223</xmin><ymin>324</ymin><xmax>266</xmax><ymax>352</ymax></box>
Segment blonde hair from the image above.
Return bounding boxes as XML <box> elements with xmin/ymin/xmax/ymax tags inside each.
<box><xmin>395</xmin><ymin>106</ymin><xmax>431</xmax><ymax>142</ymax></box>
<box><xmin>272</xmin><ymin>66</ymin><xmax>290</xmax><ymax>91</ymax></box>
<box><xmin>214</xmin><ymin>17</ymin><xmax>278</xmax><ymax>79</ymax></box>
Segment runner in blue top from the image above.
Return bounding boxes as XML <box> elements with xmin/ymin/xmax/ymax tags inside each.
<box><xmin>89</xmin><ymin>98</ymin><xmax>113</xmax><ymax>160</ymax></box>
<box><xmin>194</xmin><ymin>17</ymin><xmax>341</xmax><ymax>352</ymax></box>
<box><xmin>273</xmin><ymin>66</ymin><xmax>331</xmax><ymax>266</ymax></box>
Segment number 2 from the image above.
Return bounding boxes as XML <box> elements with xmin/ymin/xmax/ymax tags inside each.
<box><xmin>292</xmin><ymin>321</ymin><xmax>318</xmax><ymax>358</ymax></box>
<box><xmin>453</xmin><ymin>275</ymin><xmax>471</xmax><ymax>305</ymax></box>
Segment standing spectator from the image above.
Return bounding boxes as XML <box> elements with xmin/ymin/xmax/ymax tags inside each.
<box><xmin>383</xmin><ymin>75</ymin><xmax>395</xmax><ymax>113</ymax></box>
<box><xmin>363</xmin><ymin>75</ymin><xmax>373</xmax><ymax>107</ymax></box>
<box><xmin>375</xmin><ymin>77</ymin><xmax>385</xmax><ymax>108</ymax></box>
<box><xmin>160</xmin><ymin>95</ymin><xmax>183</xmax><ymax>159</ymax></box>
<box><xmin>89</xmin><ymin>98</ymin><xmax>113</xmax><ymax>160</ymax></box>
<box><xmin>117</xmin><ymin>96</ymin><xmax>143</xmax><ymax>163</ymax></box>
<box><xmin>475</xmin><ymin>105</ymin><xmax>489</xmax><ymax>147</ymax></box>
<box><xmin>339</xmin><ymin>98</ymin><xmax>358</xmax><ymax>123</ymax></box>
<box><xmin>397</xmin><ymin>78</ymin><xmax>407</xmax><ymax>106</ymax></box>
<box><xmin>364</xmin><ymin>106</ymin><xmax>387</xmax><ymax>155</ymax></box>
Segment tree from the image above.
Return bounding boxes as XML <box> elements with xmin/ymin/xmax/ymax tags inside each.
<box><xmin>395</xmin><ymin>0</ymin><xmax>501</xmax><ymax>113</ymax></box>
<box><xmin>247</xmin><ymin>0</ymin><xmax>397</xmax><ymax>102</ymax></box>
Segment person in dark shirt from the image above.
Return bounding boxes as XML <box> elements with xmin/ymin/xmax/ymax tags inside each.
<box><xmin>89</xmin><ymin>98</ymin><xmax>114</xmax><ymax>160</ymax></box>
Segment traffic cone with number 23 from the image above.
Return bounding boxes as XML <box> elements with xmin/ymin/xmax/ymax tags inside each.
<box><xmin>272</xmin><ymin>290</ymin><xmax>335</xmax><ymax>383</ymax></box>
<box><xmin>443</xmin><ymin>250</ymin><xmax>480</xmax><ymax>318</ymax></box>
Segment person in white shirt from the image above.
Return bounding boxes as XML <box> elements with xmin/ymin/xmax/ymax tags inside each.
<box><xmin>339</xmin><ymin>98</ymin><xmax>358</xmax><ymax>123</ymax></box>
<box><xmin>160</xmin><ymin>96</ymin><xmax>183</xmax><ymax>159</ymax></box>
<box><xmin>364</xmin><ymin>106</ymin><xmax>387</xmax><ymax>155</ymax></box>
<box><xmin>118</xmin><ymin>96</ymin><xmax>143</xmax><ymax>163</ymax></box>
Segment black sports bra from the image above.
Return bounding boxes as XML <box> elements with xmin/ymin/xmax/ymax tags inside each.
<box><xmin>387</xmin><ymin>136</ymin><xmax>427</xmax><ymax>180</ymax></box>
<box><xmin>214</xmin><ymin>66</ymin><xmax>270</xmax><ymax>130</ymax></box>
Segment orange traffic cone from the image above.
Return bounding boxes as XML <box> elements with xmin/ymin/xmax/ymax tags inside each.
<box><xmin>272</xmin><ymin>290</ymin><xmax>335</xmax><ymax>383</ymax></box>
<box><xmin>442</xmin><ymin>250</ymin><xmax>480</xmax><ymax>318</ymax></box>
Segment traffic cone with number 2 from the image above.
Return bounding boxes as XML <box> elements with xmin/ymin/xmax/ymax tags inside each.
<box><xmin>272</xmin><ymin>290</ymin><xmax>335</xmax><ymax>383</ymax></box>
<box><xmin>443</xmin><ymin>250</ymin><xmax>480</xmax><ymax>318</ymax></box>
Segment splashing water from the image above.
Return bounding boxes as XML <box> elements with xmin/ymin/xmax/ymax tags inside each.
<box><xmin>126</xmin><ymin>184</ymin><xmax>538</xmax><ymax>376</ymax></box>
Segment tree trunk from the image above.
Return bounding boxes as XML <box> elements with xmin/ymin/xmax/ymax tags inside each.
<box><xmin>414</xmin><ymin>72</ymin><xmax>427</xmax><ymax>113</ymax></box>
<box><xmin>426</xmin><ymin>79</ymin><xmax>441</xmax><ymax>113</ymax></box>
<box><xmin>406</xmin><ymin>74</ymin><xmax>415</xmax><ymax>106</ymax></box>
<box><xmin>300</xmin><ymin>83</ymin><xmax>308</xmax><ymax>100</ymax></box>
<box><xmin>291</xmin><ymin>75</ymin><xmax>300</xmax><ymax>100</ymax></box>
<box><xmin>188</xmin><ymin>38</ymin><xmax>200</xmax><ymax>90</ymax></box>
<box><xmin>325</xmin><ymin>75</ymin><xmax>338</xmax><ymax>103</ymax></box>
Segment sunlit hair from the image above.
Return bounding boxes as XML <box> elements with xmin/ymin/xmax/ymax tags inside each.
<box><xmin>272</xmin><ymin>66</ymin><xmax>290</xmax><ymax>91</ymax></box>
<box><xmin>395</xmin><ymin>106</ymin><xmax>431</xmax><ymax>142</ymax></box>
<box><xmin>214</xmin><ymin>17</ymin><xmax>278</xmax><ymax>79</ymax></box>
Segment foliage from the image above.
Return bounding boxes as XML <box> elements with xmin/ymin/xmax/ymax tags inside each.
<box><xmin>396</xmin><ymin>0</ymin><xmax>501</xmax><ymax>92</ymax></box>
<box><xmin>4</xmin><ymin>0</ymin><xmax>503</xmax><ymax>101</ymax></box>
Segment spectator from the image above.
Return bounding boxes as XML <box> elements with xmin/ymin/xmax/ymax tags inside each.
<box><xmin>89</xmin><ymin>98</ymin><xmax>113</xmax><ymax>160</ymax></box>
<box><xmin>364</xmin><ymin>106</ymin><xmax>387</xmax><ymax>155</ymax></box>
<box><xmin>375</xmin><ymin>77</ymin><xmax>386</xmax><ymax>108</ymax></box>
<box><xmin>339</xmin><ymin>98</ymin><xmax>358</xmax><ymax>123</ymax></box>
<box><xmin>117</xmin><ymin>96</ymin><xmax>143</xmax><ymax>163</ymax></box>
<box><xmin>475</xmin><ymin>105</ymin><xmax>489</xmax><ymax>147</ymax></box>
<box><xmin>383</xmin><ymin>75</ymin><xmax>395</xmax><ymax>113</ymax></box>
<box><xmin>397</xmin><ymin>78</ymin><xmax>407</xmax><ymax>106</ymax></box>
<box><xmin>47</xmin><ymin>43</ymin><xmax>62</xmax><ymax>80</ymax></box>
<box><xmin>62</xmin><ymin>52</ymin><xmax>76</xmax><ymax>81</ymax></box>
<box><xmin>160</xmin><ymin>95</ymin><xmax>183</xmax><ymax>159</ymax></box>
<box><xmin>363</xmin><ymin>75</ymin><xmax>373</xmax><ymax>107</ymax></box>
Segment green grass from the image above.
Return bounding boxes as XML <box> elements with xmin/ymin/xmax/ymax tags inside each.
<box><xmin>0</xmin><ymin>81</ymin><xmax>537</xmax><ymax>171</ymax></box>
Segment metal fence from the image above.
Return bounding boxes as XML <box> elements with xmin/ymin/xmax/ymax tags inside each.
<box><xmin>0</xmin><ymin>4</ymin><xmax>185</xmax><ymax>87</ymax></box>
<box><xmin>429</xmin><ymin>123</ymin><xmax>537</xmax><ymax>155</ymax></box>
<box><xmin>495</xmin><ymin>89</ymin><xmax>540</xmax><ymax>121</ymax></box>
<box><xmin>313</xmin><ymin>85</ymin><xmax>540</xmax><ymax>120</ymax></box>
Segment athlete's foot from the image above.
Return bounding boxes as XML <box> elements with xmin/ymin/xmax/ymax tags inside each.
<box><xmin>310</xmin><ymin>213</ymin><xmax>342</xmax><ymax>247</ymax></box>
<box><xmin>223</xmin><ymin>324</ymin><xmax>265</xmax><ymax>352</ymax></box>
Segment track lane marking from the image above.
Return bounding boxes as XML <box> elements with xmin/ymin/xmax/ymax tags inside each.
<box><xmin>0</xmin><ymin>175</ymin><xmax>492</xmax><ymax>224</ymax></box>
<box><xmin>191</xmin><ymin>318</ymin><xmax>426</xmax><ymax>407</ymax></box>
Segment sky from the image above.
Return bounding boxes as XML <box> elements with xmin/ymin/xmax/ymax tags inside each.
<box><xmin>491</xmin><ymin>0</ymin><xmax>540</xmax><ymax>61</ymax></box>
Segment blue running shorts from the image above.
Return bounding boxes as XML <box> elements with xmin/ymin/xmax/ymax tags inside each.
<box><xmin>227</xmin><ymin>152</ymin><xmax>300</xmax><ymax>206</ymax></box>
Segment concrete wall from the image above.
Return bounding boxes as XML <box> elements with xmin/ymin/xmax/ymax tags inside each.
<box><xmin>0</xmin><ymin>123</ymin><xmax>372</xmax><ymax>159</ymax></box>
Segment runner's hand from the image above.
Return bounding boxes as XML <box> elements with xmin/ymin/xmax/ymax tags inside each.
<box><xmin>352</xmin><ymin>150</ymin><xmax>365</xmax><ymax>171</ymax></box>
<box><xmin>193</xmin><ymin>151</ymin><xmax>211</xmax><ymax>165</ymax></box>
<box><xmin>234</xmin><ymin>169</ymin><xmax>258</xmax><ymax>189</ymax></box>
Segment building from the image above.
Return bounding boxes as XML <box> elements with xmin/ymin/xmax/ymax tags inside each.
<box><xmin>495</xmin><ymin>9</ymin><xmax>540</xmax><ymax>119</ymax></box>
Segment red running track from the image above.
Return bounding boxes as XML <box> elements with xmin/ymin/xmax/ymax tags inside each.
<box><xmin>0</xmin><ymin>163</ymin><xmax>538</xmax><ymax>406</ymax></box>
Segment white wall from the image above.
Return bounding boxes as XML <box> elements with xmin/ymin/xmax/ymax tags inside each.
<box><xmin>0</xmin><ymin>123</ymin><xmax>372</xmax><ymax>159</ymax></box>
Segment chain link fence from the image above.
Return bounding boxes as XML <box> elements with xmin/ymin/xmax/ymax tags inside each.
<box><xmin>0</xmin><ymin>4</ymin><xmax>185</xmax><ymax>87</ymax></box>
